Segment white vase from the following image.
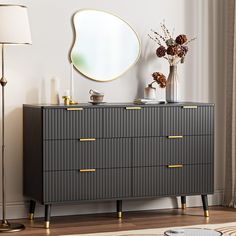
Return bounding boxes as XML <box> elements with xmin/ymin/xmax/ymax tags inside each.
<box><xmin>166</xmin><ymin>65</ymin><xmax>179</xmax><ymax>103</ymax></box>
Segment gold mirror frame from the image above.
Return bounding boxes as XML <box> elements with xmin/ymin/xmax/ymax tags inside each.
<box><xmin>70</xmin><ymin>9</ymin><xmax>141</xmax><ymax>82</ymax></box>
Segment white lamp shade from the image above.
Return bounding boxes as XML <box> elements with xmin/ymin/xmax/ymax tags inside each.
<box><xmin>0</xmin><ymin>5</ymin><xmax>32</xmax><ymax>44</ymax></box>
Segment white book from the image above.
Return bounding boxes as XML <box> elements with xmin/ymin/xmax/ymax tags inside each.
<box><xmin>134</xmin><ymin>98</ymin><xmax>165</xmax><ymax>105</ymax></box>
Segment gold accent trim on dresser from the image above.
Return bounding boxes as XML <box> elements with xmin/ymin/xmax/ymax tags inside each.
<box><xmin>79</xmin><ymin>169</ymin><xmax>96</xmax><ymax>172</ymax></box>
<box><xmin>118</xmin><ymin>212</ymin><xmax>122</xmax><ymax>218</ymax></box>
<box><xmin>204</xmin><ymin>210</ymin><xmax>209</xmax><ymax>217</ymax></box>
<box><xmin>28</xmin><ymin>213</ymin><xmax>34</xmax><ymax>220</ymax></box>
<box><xmin>167</xmin><ymin>164</ymin><xmax>183</xmax><ymax>168</ymax></box>
<box><xmin>79</xmin><ymin>138</ymin><xmax>96</xmax><ymax>142</ymax></box>
<box><xmin>44</xmin><ymin>221</ymin><xmax>50</xmax><ymax>229</ymax></box>
<box><xmin>167</xmin><ymin>136</ymin><xmax>183</xmax><ymax>139</ymax></box>
<box><xmin>182</xmin><ymin>106</ymin><xmax>198</xmax><ymax>109</ymax></box>
<box><xmin>125</xmin><ymin>106</ymin><xmax>142</xmax><ymax>110</ymax></box>
<box><xmin>66</xmin><ymin>108</ymin><xmax>83</xmax><ymax>111</ymax></box>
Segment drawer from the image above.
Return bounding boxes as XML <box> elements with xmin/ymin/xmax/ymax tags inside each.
<box><xmin>103</xmin><ymin>106</ymin><xmax>161</xmax><ymax>138</ymax></box>
<box><xmin>43</xmin><ymin>108</ymin><xmax>103</xmax><ymax>139</ymax></box>
<box><xmin>43</xmin><ymin>138</ymin><xmax>132</xmax><ymax>171</ymax></box>
<box><xmin>133</xmin><ymin>164</ymin><xmax>213</xmax><ymax>197</ymax></box>
<box><xmin>161</xmin><ymin>106</ymin><xmax>214</xmax><ymax>135</ymax></box>
<box><xmin>43</xmin><ymin>168</ymin><xmax>132</xmax><ymax>203</ymax></box>
<box><xmin>133</xmin><ymin>135</ymin><xmax>213</xmax><ymax>166</ymax></box>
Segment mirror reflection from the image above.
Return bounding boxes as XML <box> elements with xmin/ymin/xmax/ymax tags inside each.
<box><xmin>71</xmin><ymin>9</ymin><xmax>141</xmax><ymax>82</ymax></box>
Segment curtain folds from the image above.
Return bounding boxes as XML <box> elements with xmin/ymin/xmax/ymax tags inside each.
<box><xmin>223</xmin><ymin>0</ymin><xmax>236</xmax><ymax>207</ymax></box>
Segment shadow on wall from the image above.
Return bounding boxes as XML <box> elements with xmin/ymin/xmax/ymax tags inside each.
<box><xmin>25</xmin><ymin>77</ymin><xmax>61</xmax><ymax>105</ymax></box>
<box><xmin>183</xmin><ymin>0</ymin><xmax>199</xmax><ymax>101</ymax></box>
<box><xmin>135</xmin><ymin>35</ymin><xmax>162</xmax><ymax>99</ymax></box>
<box><xmin>25</xmin><ymin>88</ymin><xmax>40</xmax><ymax>104</ymax></box>
<box><xmin>2</xmin><ymin>108</ymin><xmax>25</xmax><ymax>202</ymax></box>
<box><xmin>183</xmin><ymin>0</ymin><xmax>216</xmax><ymax>102</ymax></box>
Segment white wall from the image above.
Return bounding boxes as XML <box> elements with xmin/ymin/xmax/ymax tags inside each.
<box><xmin>0</xmin><ymin>0</ymin><xmax>225</xmax><ymax>219</ymax></box>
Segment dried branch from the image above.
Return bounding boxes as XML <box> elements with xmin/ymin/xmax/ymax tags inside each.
<box><xmin>148</xmin><ymin>34</ymin><xmax>162</xmax><ymax>46</ymax></box>
<box><xmin>185</xmin><ymin>37</ymin><xmax>197</xmax><ymax>45</ymax></box>
<box><xmin>161</xmin><ymin>23</ymin><xmax>172</xmax><ymax>39</ymax></box>
<box><xmin>151</xmin><ymin>29</ymin><xmax>166</xmax><ymax>42</ymax></box>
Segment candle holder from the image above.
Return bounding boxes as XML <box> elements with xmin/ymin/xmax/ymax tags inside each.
<box><xmin>62</xmin><ymin>95</ymin><xmax>70</xmax><ymax>105</ymax></box>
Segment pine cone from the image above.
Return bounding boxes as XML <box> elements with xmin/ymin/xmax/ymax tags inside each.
<box><xmin>156</xmin><ymin>46</ymin><xmax>166</xmax><ymax>57</ymax></box>
<box><xmin>177</xmin><ymin>47</ymin><xmax>185</xmax><ymax>57</ymax></box>
<box><xmin>152</xmin><ymin>72</ymin><xmax>167</xmax><ymax>88</ymax></box>
<box><xmin>175</xmin><ymin>34</ymin><xmax>187</xmax><ymax>45</ymax></box>
<box><xmin>182</xmin><ymin>45</ymin><xmax>188</xmax><ymax>54</ymax></box>
<box><xmin>167</xmin><ymin>45</ymin><xmax>178</xmax><ymax>56</ymax></box>
<box><xmin>177</xmin><ymin>45</ymin><xmax>189</xmax><ymax>58</ymax></box>
<box><xmin>152</xmin><ymin>72</ymin><xmax>161</xmax><ymax>80</ymax></box>
<box><xmin>165</xmin><ymin>38</ymin><xmax>175</xmax><ymax>47</ymax></box>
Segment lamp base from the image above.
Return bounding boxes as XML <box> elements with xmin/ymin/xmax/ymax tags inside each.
<box><xmin>0</xmin><ymin>220</ymin><xmax>25</xmax><ymax>233</ymax></box>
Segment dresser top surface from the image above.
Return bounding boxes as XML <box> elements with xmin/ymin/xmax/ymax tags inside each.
<box><xmin>23</xmin><ymin>102</ymin><xmax>214</xmax><ymax>109</ymax></box>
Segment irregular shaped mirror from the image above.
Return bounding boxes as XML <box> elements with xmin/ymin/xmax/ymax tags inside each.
<box><xmin>71</xmin><ymin>9</ymin><xmax>141</xmax><ymax>82</ymax></box>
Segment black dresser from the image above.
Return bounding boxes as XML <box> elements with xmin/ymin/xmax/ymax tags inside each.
<box><xmin>23</xmin><ymin>102</ymin><xmax>214</xmax><ymax>228</ymax></box>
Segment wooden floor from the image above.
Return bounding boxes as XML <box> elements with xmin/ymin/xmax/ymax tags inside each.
<box><xmin>3</xmin><ymin>206</ymin><xmax>236</xmax><ymax>236</ymax></box>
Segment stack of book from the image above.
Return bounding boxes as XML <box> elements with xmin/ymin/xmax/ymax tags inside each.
<box><xmin>134</xmin><ymin>99</ymin><xmax>166</xmax><ymax>105</ymax></box>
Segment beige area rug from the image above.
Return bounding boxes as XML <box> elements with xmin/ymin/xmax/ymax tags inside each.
<box><xmin>62</xmin><ymin>222</ymin><xmax>236</xmax><ymax>236</ymax></box>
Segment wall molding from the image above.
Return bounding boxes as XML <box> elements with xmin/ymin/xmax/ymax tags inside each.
<box><xmin>1</xmin><ymin>189</ymin><xmax>223</xmax><ymax>219</ymax></box>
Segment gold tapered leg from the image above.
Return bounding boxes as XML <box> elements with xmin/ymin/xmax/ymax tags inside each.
<box><xmin>44</xmin><ymin>221</ymin><xmax>50</xmax><ymax>229</ymax></box>
<box><xmin>181</xmin><ymin>203</ymin><xmax>186</xmax><ymax>209</ymax></box>
<box><xmin>118</xmin><ymin>212</ymin><xmax>122</xmax><ymax>218</ymax></box>
<box><xmin>204</xmin><ymin>210</ymin><xmax>209</xmax><ymax>217</ymax></box>
<box><xmin>29</xmin><ymin>213</ymin><xmax>34</xmax><ymax>220</ymax></box>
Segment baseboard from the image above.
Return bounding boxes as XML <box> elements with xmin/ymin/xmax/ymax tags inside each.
<box><xmin>1</xmin><ymin>189</ymin><xmax>223</xmax><ymax>219</ymax></box>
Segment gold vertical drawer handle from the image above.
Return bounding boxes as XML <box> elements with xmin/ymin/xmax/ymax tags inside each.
<box><xmin>125</xmin><ymin>107</ymin><xmax>142</xmax><ymax>110</ymax></box>
<box><xmin>66</xmin><ymin>108</ymin><xmax>83</xmax><ymax>111</ymax></box>
<box><xmin>182</xmin><ymin>106</ymin><xmax>198</xmax><ymax>109</ymax></box>
<box><xmin>79</xmin><ymin>138</ymin><xmax>96</xmax><ymax>142</ymax></box>
<box><xmin>168</xmin><ymin>165</ymin><xmax>183</xmax><ymax>168</ymax></box>
<box><xmin>167</xmin><ymin>136</ymin><xmax>183</xmax><ymax>139</ymax></box>
<box><xmin>80</xmin><ymin>169</ymin><xmax>96</xmax><ymax>172</ymax></box>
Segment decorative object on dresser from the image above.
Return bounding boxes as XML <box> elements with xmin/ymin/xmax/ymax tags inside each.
<box><xmin>70</xmin><ymin>9</ymin><xmax>140</xmax><ymax>82</ymax></box>
<box><xmin>144</xmin><ymin>72</ymin><xmax>167</xmax><ymax>100</ymax></box>
<box><xmin>149</xmin><ymin>22</ymin><xmax>196</xmax><ymax>103</ymax></box>
<box><xmin>0</xmin><ymin>4</ymin><xmax>32</xmax><ymax>233</ymax></box>
<box><xmin>62</xmin><ymin>89</ymin><xmax>71</xmax><ymax>105</ymax></box>
<box><xmin>89</xmin><ymin>89</ymin><xmax>105</xmax><ymax>104</ymax></box>
<box><xmin>23</xmin><ymin>102</ymin><xmax>214</xmax><ymax>229</ymax></box>
<box><xmin>69</xmin><ymin>63</ymin><xmax>78</xmax><ymax>105</ymax></box>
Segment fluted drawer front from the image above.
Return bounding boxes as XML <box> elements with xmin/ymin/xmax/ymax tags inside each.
<box><xmin>133</xmin><ymin>164</ymin><xmax>213</xmax><ymax>197</ymax></box>
<box><xmin>44</xmin><ymin>138</ymin><xmax>132</xmax><ymax>171</ymax></box>
<box><xmin>161</xmin><ymin>106</ymin><xmax>214</xmax><ymax>135</ymax></box>
<box><xmin>44</xmin><ymin>168</ymin><xmax>132</xmax><ymax>203</ymax></box>
<box><xmin>43</xmin><ymin>108</ymin><xmax>103</xmax><ymax>139</ymax></box>
<box><xmin>103</xmin><ymin>107</ymin><xmax>160</xmax><ymax>138</ymax></box>
<box><xmin>133</xmin><ymin>135</ymin><xmax>213</xmax><ymax>166</ymax></box>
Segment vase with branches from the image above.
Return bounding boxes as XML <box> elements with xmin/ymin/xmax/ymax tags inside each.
<box><xmin>149</xmin><ymin>22</ymin><xmax>196</xmax><ymax>102</ymax></box>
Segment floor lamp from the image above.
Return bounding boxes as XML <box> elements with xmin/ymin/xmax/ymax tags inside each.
<box><xmin>0</xmin><ymin>5</ymin><xmax>32</xmax><ymax>232</ymax></box>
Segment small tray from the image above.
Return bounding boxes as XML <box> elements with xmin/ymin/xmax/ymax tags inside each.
<box><xmin>89</xmin><ymin>101</ymin><xmax>107</xmax><ymax>105</ymax></box>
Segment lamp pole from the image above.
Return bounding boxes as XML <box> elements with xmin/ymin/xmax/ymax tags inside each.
<box><xmin>0</xmin><ymin>44</ymin><xmax>25</xmax><ymax>232</ymax></box>
<box><xmin>0</xmin><ymin>4</ymin><xmax>31</xmax><ymax>232</ymax></box>
<box><xmin>0</xmin><ymin>44</ymin><xmax>7</xmax><ymax>226</ymax></box>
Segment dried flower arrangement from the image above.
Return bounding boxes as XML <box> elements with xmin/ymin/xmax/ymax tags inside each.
<box><xmin>148</xmin><ymin>22</ymin><xmax>196</xmax><ymax>66</ymax></box>
<box><xmin>148</xmin><ymin>72</ymin><xmax>167</xmax><ymax>88</ymax></box>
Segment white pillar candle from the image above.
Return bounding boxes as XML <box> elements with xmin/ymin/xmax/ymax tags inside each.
<box><xmin>50</xmin><ymin>77</ymin><xmax>60</xmax><ymax>105</ymax></box>
<box><xmin>65</xmin><ymin>89</ymin><xmax>70</xmax><ymax>96</ymax></box>
<box><xmin>70</xmin><ymin>63</ymin><xmax>74</xmax><ymax>99</ymax></box>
